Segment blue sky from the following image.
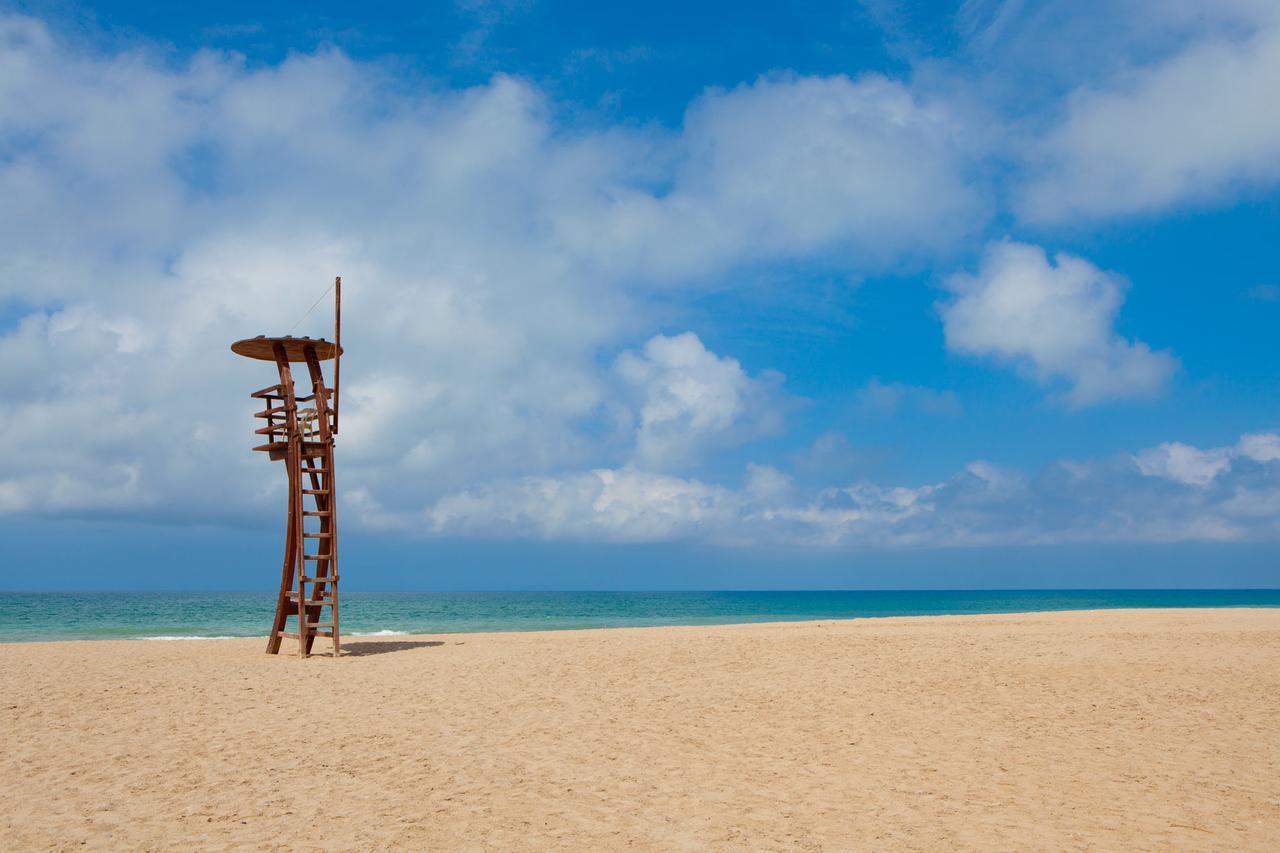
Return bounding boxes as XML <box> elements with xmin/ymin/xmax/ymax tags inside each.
<box><xmin>1</xmin><ymin>0</ymin><xmax>1278</xmax><ymax>589</ymax></box>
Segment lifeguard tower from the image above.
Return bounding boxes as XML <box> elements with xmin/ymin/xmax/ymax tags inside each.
<box><xmin>231</xmin><ymin>278</ymin><xmax>343</xmax><ymax>657</ymax></box>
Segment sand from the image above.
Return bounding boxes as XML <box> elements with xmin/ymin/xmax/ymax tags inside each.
<box><xmin>1</xmin><ymin>608</ymin><xmax>1278</xmax><ymax>851</ymax></box>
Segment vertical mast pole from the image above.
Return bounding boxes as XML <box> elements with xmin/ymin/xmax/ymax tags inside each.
<box><xmin>333</xmin><ymin>276</ymin><xmax>341</xmax><ymax>435</ymax></box>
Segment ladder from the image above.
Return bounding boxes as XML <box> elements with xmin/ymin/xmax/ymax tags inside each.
<box><xmin>257</xmin><ymin>342</ymin><xmax>342</xmax><ymax>657</ymax></box>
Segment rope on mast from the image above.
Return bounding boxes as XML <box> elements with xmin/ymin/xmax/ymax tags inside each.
<box><xmin>288</xmin><ymin>279</ymin><xmax>337</xmax><ymax>334</ymax></box>
<box><xmin>282</xmin><ymin>276</ymin><xmax>342</xmax><ymax>434</ymax></box>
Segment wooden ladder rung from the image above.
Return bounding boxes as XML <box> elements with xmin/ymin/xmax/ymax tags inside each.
<box><xmin>303</xmin><ymin>532</ymin><xmax>332</xmax><ymax>538</ymax></box>
<box><xmin>301</xmin><ymin>489</ymin><xmax>329</xmax><ymax>496</ymax></box>
<box><xmin>255</xmin><ymin>424</ymin><xmax>290</xmax><ymax>435</ymax></box>
<box><xmin>303</xmin><ymin>510</ymin><xmax>331</xmax><ymax>517</ymax></box>
<box><xmin>302</xmin><ymin>553</ymin><xmax>332</xmax><ymax>561</ymax></box>
<box><xmin>251</xmin><ymin>384</ymin><xmax>284</xmax><ymax>399</ymax></box>
<box><xmin>300</xmin><ymin>576</ymin><xmax>339</xmax><ymax>583</ymax></box>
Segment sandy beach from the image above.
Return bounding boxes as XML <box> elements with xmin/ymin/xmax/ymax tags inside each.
<box><xmin>2</xmin><ymin>608</ymin><xmax>1278</xmax><ymax>850</ymax></box>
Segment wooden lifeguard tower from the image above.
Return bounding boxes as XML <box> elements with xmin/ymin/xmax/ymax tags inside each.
<box><xmin>231</xmin><ymin>278</ymin><xmax>343</xmax><ymax>657</ymax></box>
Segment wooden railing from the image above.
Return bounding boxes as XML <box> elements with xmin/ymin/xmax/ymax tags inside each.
<box><xmin>250</xmin><ymin>383</ymin><xmax>334</xmax><ymax>446</ymax></box>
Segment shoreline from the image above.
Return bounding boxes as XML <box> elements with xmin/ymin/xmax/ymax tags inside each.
<box><xmin>2</xmin><ymin>601</ymin><xmax>1278</xmax><ymax>645</ymax></box>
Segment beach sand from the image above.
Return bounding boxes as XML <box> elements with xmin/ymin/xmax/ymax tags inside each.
<box><xmin>2</xmin><ymin>607</ymin><xmax>1278</xmax><ymax>850</ymax></box>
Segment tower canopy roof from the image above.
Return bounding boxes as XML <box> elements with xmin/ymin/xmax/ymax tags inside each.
<box><xmin>231</xmin><ymin>336</ymin><xmax>342</xmax><ymax>362</ymax></box>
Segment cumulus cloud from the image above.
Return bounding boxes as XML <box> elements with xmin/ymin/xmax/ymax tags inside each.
<box><xmin>4</xmin><ymin>9</ymin><xmax>1276</xmax><ymax>560</ymax></box>
<box><xmin>614</xmin><ymin>332</ymin><xmax>783</xmax><ymax>470</ymax></box>
<box><xmin>0</xmin><ymin>14</ymin><xmax>983</xmax><ymax>524</ymax></box>
<box><xmin>427</xmin><ymin>467</ymin><xmax>740</xmax><ymax>543</ymax></box>
<box><xmin>1238</xmin><ymin>433</ymin><xmax>1280</xmax><ymax>463</ymax></box>
<box><xmin>553</xmin><ymin>72</ymin><xmax>988</xmax><ymax>284</ymax></box>
<box><xmin>1017</xmin><ymin>4</ymin><xmax>1280</xmax><ymax>220</ymax></box>
<box><xmin>668</xmin><ymin>73</ymin><xmax>985</xmax><ymax>267</ymax></box>
<box><xmin>940</xmin><ymin>241</ymin><xmax>1177</xmax><ymax>407</ymax></box>
<box><xmin>1135</xmin><ymin>433</ymin><xmax>1280</xmax><ymax>486</ymax></box>
<box><xmin>1133</xmin><ymin>443</ymin><xmax>1232</xmax><ymax>487</ymax></box>
<box><xmin>425</xmin><ymin>431</ymin><xmax>1280</xmax><ymax>547</ymax></box>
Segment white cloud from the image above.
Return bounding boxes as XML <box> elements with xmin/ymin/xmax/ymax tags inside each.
<box><xmin>672</xmin><ymin>73</ymin><xmax>985</xmax><ymax>264</ymax></box>
<box><xmin>1134</xmin><ymin>443</ymin><xmax>1232</xmax><ymax>487</ymax></box>
<box><xmin>1238</xmin><ymin>433</ymin><xmax>1280</xmax><ymax>463</ymax></box>
<box><xmin>1018</xmin><ymin>6</ymin><xmax>1280</xmax><ymax>220</ymax></box>
<box><xmin>957</xmin><ymin>1</ymin><xmax>1276</xmax><ymax>78</ymax></box>
<box><xmin>614</xmin><ymin>332</ymin><xmax>782</xmax><ymax>470</ymax></box>
<box><xmin>1136</xmin><ymin>433</ymin><xmax>1280</xmax><ymax>486</ymax></box>
<box><xmin>743</xmin><ymin>463</ymin><xmax>794</xmax><ymax>504</ymax></box>
<box><xmin>0</xmin><ymin>15</ymin><xmax>981</xmax><ymax>525</ymax></box>
<box><xmin>424</xmin><ymin>431</ymin><xmax>1280</xmax><ymax>547</ymax></box>
<box><xmin>554</xmin><ymin>72</ymin><xmax>988</xmax><ymax>284</ymax></box>
<box><xmin>424</xmin><ymin>463</ymin><xmax>942</xmax><ymax>546</ymax></box>
<box><xmin>426</xmin><ymin>467</ymin><xmax>742</xmax><ymax>543</ymax></box>
<box><xmin>3</xmin><ymin>10</ymin><xmax>1276</xmax><ymax>559</ymax></box>
<box><xmin>940</xmin><ymin>241</ymin><xmax>1177</xmax><ymax>406</ymax></box>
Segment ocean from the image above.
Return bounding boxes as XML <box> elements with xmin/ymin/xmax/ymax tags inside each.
<box><xmin>0</xmin><ymin>589</ymin><xmax>1277</xmax><ymax>642</ymax></box>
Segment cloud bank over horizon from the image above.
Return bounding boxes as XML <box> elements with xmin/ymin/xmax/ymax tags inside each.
<box><xmin>422</xmin><ymin>430</ymin><xmax>1280</xmax><ymax>547</ymax></box>
<box><xmin>1</xmin><ymin>4</ymin><xmax>1278</xmax><ymax>558</ymax></box>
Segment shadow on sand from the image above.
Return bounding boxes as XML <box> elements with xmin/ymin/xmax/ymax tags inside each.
<box><xmin>340</xmin><ymin>640</ymin><xmax>445</xmax><ymax>657</ymax></box>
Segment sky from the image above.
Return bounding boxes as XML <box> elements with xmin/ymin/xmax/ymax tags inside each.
<box><xmin>0</xmin><ymin>0</ymin><xmax>1278</xmax><ymax>590</ymax></box>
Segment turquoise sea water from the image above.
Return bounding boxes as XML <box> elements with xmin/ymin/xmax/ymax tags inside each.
<box><xmin>0</xmin><ymin>590</ymin><xmax>1277</xmax><ymax>642</ymax></box>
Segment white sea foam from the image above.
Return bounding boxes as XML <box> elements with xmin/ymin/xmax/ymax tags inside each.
<box><xmin>134</xmin><ymin>635</ymin><xmax>241</xmax><ymax>641</ymax></box>
<box><xmin>134</xmin><ymin>630</ymin><xmax>413</xmax><ymax>640</ymax></box>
